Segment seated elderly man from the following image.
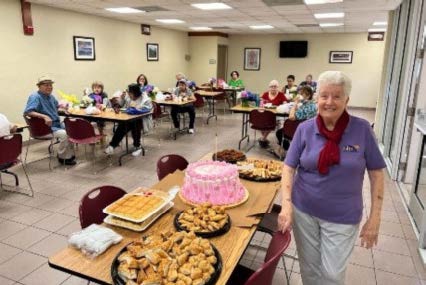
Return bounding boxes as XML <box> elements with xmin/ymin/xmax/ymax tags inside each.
<box><xmin>24</xmin><ymin>76</ymin><xmax>76</xmax><ymax>166</ymax></box>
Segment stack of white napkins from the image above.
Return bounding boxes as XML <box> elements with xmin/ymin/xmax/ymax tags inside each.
<box><xmin>68</xmin><ymin>224</ymin><xmax>122</xmax><ymax>258</ymax></box>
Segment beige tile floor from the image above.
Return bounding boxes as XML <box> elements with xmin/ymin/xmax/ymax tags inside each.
<box><xmin>0</xmin><ymin>107</ymin><xmax>423</xmax><ymax>285</ymax></box>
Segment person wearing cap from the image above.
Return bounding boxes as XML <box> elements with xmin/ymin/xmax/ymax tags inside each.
<box><xmin>24</xmin><ymin>76</ymin><xmax>76</xmax><ymax>165</ymax></box>
<box><xmin>175</xmin><ymin>72</ymin><xmax>186</xmax><ymax>87</ymax></box>
<box><xmin>171</xmin><ymin>79</ymin><xmax>196</xmax><ymax>134</ymax></box>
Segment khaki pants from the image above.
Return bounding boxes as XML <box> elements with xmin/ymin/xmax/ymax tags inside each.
<box><xmin>292</xmin><ymin>206</ymin><xmax>359</xmax><ymax>285</ymax></box>
<box><xmin>53</xmin><ymin>129</ymin><xmax>74</xmax><ymax>160</ymax></box>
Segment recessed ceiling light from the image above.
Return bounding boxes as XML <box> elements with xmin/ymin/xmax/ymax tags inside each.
<box><xmin>105</xmin><ymin>7</ymin><xmax>144</xmax><ymax>13</ymax></box>
<box><xmin>191</xmin><ymin>3</ymin><xmax>232</xmax><ymax>10</ymax></box>
<box><xmin>319</xmin><ymin>23</ymin><xmax>344</xmax><ymax>27</ymax></box>
<box><xmin>314</xmin><ymin>12</ymin><xmax>344</xmax><ymax>19</ymax></box>
<box><xmin>249</xmin><ymin>25</ymin><xmax>274</xmax><ymax>30</ymax></box>
<box><xmin>190</xmin><ymin>27</ymin><xmax>213</xmax><ymax>31</ymax></box>
<box><xmin>373</xmin><ymin>21</ymin><xmax>387</xmax><ymax>26</ymax></box>
<box><xmin>368</xmin><ymin>28</ymin><xmax>386</xmax><ymax>32</ymax></box>
<box><xmin>304</xmin><ymin>0</ymin><xmax>343</xmax><ymax>5</ymax></box>
<box><xmin>156</xmin><ymin>19</ymin><xmax>185</xmax><ymax>24</ymax></box>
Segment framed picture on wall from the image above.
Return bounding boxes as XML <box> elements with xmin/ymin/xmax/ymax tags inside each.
<box><xmin>244</xmin><ymin>48</ymin><xmax>261</xmax><ymax>70</ymax></box>
<box><xmin>73</xmin><ymin>36</ymin><xmax>95</xmax><ymax>61</ymax></box>
<box><xmin>329</xmin><ymin>51</ymin><xmax>353</xmax><ymax>64</ymax></box>
<box><xmin>147</xmin><ymin>43</ymin><xmax>159</xmax><ymax>61</ymax></box>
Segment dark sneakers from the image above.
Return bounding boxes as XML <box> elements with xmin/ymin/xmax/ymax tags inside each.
<box><xmin>258</xmin><ymin>139</ymin><xmax>270</xmax><ymax>148</ymax></box>
<box><xmin>58</xmin><ymin>156</ymin><xmax>76</xmax><ymax>166</ymax></box>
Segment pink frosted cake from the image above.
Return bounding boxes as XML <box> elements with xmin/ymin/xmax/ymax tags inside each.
<box><xmin>181</xmin><ymin>161</ymin><xmax>246</xmax><ymax>206</ymax></box>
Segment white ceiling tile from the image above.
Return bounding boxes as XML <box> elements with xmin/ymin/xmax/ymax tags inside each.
<box><xmin>27</xmin><ymin>0</ymin><xmax>400</xmax><ymax>34</ymax></box>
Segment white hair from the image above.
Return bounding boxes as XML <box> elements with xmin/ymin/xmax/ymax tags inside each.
<box><xmin>176</xmin><ymin>72</ymin><xmax>186</xmax><ymax>79</ymax></box>
<box><xmin>269</xmin><ymin>79</ymin><xmax>279</xmax><ymax>87</ymax></box>
<box><xmin>317</xmin><ymin>71</ymin><xmax>352</xmax><ymax>97</ymax></box>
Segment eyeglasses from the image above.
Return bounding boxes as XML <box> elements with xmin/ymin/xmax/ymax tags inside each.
<box><xmin>269</xmin><ymin>85</ymin><xmax>278</xmax><ymax>88</ymax></box>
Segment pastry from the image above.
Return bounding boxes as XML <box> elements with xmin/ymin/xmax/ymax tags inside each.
<box><xmin>104</xmin><ymin>193</ymin><xmax>166</xmax><ymax>221</ymax></box>
<box><xmin>213</xmin><ymin>149</ymin><xmax>246</xmax><ymax>163</ymax></box>
<box><xmin>177</xmin><ymin>204</ymin><xmax>229</xmax><ymax>234</ymax></box>
<box><xmin>115</xmin><ymin>231</ymin><xmax>218</xmax><ymax>285</ymax></box>
<box><xmin>237</xmin><ymin>159</ymin><xmax>282</xmax><ymax>181</ymax></box>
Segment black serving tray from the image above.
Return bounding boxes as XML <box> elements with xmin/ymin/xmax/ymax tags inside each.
<box><xmin>174</xmin><ymin>211</ymin><xmax>231</xmax><ymax>238</ymax></box>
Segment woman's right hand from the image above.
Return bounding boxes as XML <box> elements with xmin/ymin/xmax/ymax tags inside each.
<box><xmin>277</xmin><ymin>201</ymin><xmax>293</xmax><ymax>233</ymax></box>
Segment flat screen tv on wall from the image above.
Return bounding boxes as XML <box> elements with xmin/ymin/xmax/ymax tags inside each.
<box><xmin>279</xmin><ymin>41</ymin><xmax>308</xmax><ymax>58</ymax></box>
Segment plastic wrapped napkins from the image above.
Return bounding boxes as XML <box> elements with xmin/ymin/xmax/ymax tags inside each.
<box><xmin>68</xmin><ymin>224</ymin><xmax>122</xmax><ymax>258</ymax></box>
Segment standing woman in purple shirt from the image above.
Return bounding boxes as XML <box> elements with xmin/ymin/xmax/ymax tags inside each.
<box><xmin>278</xmin><ymin>71</ymin><xmax>386</xmax><ymax>285</ymax></box>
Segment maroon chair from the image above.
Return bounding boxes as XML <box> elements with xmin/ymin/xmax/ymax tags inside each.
<box><xmin>156</xmin><ymin>154</ymin><xmax>189</xmax><ymax>180</ymax></box>
<box><xmin>24</xmin><ymin>115</ymin><xmax>58</xmax><ymax>169</ymax></box>
<box><xmin>279</xmin><ymin>119</ymin><xmax>306</xmax><ymax>157</ymax></box>
<box><xmin>0</xmin><ymin>134</ymin><xmax>34</xmax><ymax>197</ymax></box>
<box><xmin>282</xmin><ymin>119</ymin><xmax>305</xmax><ymax>141</ymax></box>
<box><xmin>249</xmin><ymin>109</ymin><xmax>276</xmax><ymax>147</ymax></box>
<box><xmin>64</xmin><ymin>117</ymin><xmax>103</xmax><ymax>170</ymax></box>
<box><xmin>79</xmin><ymin>185</ymin><xmax>126</xmax><ymax>228</ymax></box>
<box><xmin>226</xmin><ymin>230</ymin><xmax>292</xmax><ymax>285</ymax></box>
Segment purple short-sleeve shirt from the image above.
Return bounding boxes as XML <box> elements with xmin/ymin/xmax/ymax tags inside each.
<box><xmin>284</xmin><ymin>115</ymin><xmax>386</xmax><ymax>224</ymax></box>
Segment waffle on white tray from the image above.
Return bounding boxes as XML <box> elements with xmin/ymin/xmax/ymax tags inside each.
<box><xmin>104</xmin><ymin>202</ymin><xmax>174</xmax><ymax>232</ymax></box>
<box><xmin>103</xmin><ymin>190</ymin><xmax>170</xmax><ymax>223</ymax></box>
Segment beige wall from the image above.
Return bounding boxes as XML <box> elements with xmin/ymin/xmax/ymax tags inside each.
<box><xmin>0</xmin><ymin>0</ymin><xmax>386</xmax><ymax>124</ymax></box>
<box><xmin>227</xmin><ymin>33</ymin><xmax>386</xmax><ymax>108</ymax></box>
<box><xmin>187</xmin><ymin>36</ymin><xmax>218</xmax><ymax>84</ymax></box>
<box><xmin>0</xmin><ymin>0</ymin><xmax>189</xmax><ymax>123</ymax></box>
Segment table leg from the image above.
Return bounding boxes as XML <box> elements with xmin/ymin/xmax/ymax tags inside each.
<box><xmin>238</xmin><ymin>113</ymin><xmax>250</xmax><ymax>150</ymax></box>
<box><xmin>206</xmin><ymin>96</ymin><xmax>217</xmax><ymax>124</ymax></box>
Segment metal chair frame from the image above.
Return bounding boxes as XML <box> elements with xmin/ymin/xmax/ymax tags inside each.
<box><xmin>0</xmin><ymin>134</ymin><xmax>34</xmax><ymax>197</ymax></box>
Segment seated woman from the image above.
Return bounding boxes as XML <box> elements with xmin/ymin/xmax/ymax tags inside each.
<box><xmin>137</xmin><ymin>73</ymin><xmax>154</xmax><ymax>94</ymax></box>
<box><xmin>258</xmin><ymin>80</ymin><xmax>288</xmax><ymax>147</ymax></box>
<box><xmin>88</xmin><ymin>81</ymin><xmax>108</xmax><ymax>137</ymax></box>
<box><xmin>104</xmin><ymin>83</ymin><xmax>152</xmax><ymax>157</ymax></box>
<box><xmin>261</xmin><ymin>79</ymin><xmax>288</xmax><ymax>106</ymax></box>
<box><xmin>274</xmin><ymin>86</ymin><xmax>317</xmax><ymax>156</ymax></box>
<box><xmin>136</xmin><ymin>74</ymin><xmax>154</xmax><ymax>132</ymax></box>
<box><xmin>171</xmin><ymin>79</ymin><xmax>196</xmax><ymax>134</ymax></box>
<box><xmin>298</xmin><ymin>74</ymin><xmax>317</xmax><ymax>92</ymax></box>
<box><xmin>88</xmin><ymin>81</ymin><xmax>108</xmax><ymax>105</ymax></box>
<box><xmin>227</xmin><ymin>71</ymin><xmax>244</xmax><ymax>88</ymax></box>
<box><xmin>282</xmin><ymin>74</ymin><xmax>298</xmax><ymax>100</ymax></box>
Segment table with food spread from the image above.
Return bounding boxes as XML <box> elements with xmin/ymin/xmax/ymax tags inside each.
<box><xmin>48</xmin><ymin>151</ymin><xmax>283</xmax><ymax>285</ymax></box>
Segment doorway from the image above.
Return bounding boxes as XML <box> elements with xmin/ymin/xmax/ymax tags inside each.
<box><xmin>217</xmin><ymin>45</ymin><xmax>228</xmax><ymax>81</ymax></box>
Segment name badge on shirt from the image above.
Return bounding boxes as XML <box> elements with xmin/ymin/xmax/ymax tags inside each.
<box><xmin>342</xmin><ymin>145</ymin><xmax>360</xmax><ymax>152</ymax></box>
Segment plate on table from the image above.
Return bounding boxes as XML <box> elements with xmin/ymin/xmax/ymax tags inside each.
<box><xmin>237</xmin><ymin>159</ymin><xmax>282</xmax><ymax>182</ymax></box>
<box><xmin>111</xmin><ymin>232</ymin><xmax>222</xmax><ymax>285</ymax></box>
<box><xmin>174</xmin><ymin>211</ymin><xmax>231</xmax><ymax>238</ymax></box>
<box><xmin>212</xmin><ymin>149</ymin><xmax>246</xmax><ymax>164</ymax></box>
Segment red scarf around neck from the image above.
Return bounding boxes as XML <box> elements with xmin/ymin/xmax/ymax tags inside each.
<box><xmin>316</xmin><ymin>110</ymin><xmax>350</xmax><ymax>175</ymax></box>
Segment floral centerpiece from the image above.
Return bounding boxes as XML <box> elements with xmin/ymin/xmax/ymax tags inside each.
<box><xmin>187</xmin><ymin>80</ymin><xmax>197</xmax><ymax>91</ymax></box>
<box><xmin>240</xmin><ymin>90</ymin><xmax>257</xmax><ymax>107</ymax></box>
<box><xmin>58</xmin><ymin>90</ymin><xmax>80</xmax><ymax>109</ymax></box>
<box><xmin>81</xmin><ymin>95</ymin><xmax>94</xmax><ymax>108</ymax></box>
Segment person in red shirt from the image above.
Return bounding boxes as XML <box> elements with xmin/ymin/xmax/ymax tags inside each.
<box><xmin>261</xmin><ymin>80</ymin><xmax>288</xmax><ymax>106</ymax></box>
<box><xmin>259</xmin><ymin>80</ymin><xmax>288</xmax><ymax>147</ymax></box>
